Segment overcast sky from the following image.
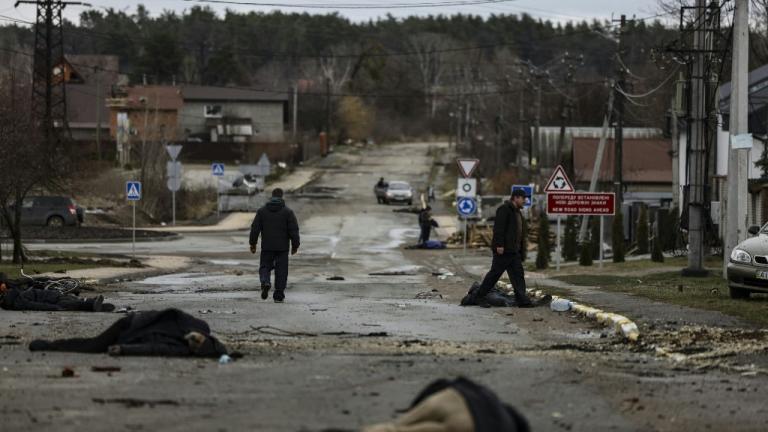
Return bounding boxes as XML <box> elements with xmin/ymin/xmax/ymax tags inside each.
<box><xmin>3</xmin><ymin>0</ymin><xmax>672</xmax><ymax>26</ymax></box>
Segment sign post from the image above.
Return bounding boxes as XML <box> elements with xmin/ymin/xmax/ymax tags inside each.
<box><xmin>212</xmin><ymin>162</ymin><xmax>225</xmax><ymax>219</ymax></box>
<box><xmin>599</xmin><ymin>216</ymin><xmax>605</xmax><ymax>268</ymax></box>
<box><xmin>457</xmin><ymin>197</ymin><xmax>477</xmax><ymax>256</ymax></box>
<box><xmin>547</xmin><ymin>192</ymin><xmax>616</xmax><ymax>267</ymax></box>
<box><xmin>544</xmin><ymin>166</ymin><xmax>575</xmax><ymax>270</ymax></box>
<box><xmin>126</xmin><ymin>181</ymin><xmax>142</xmax><ymax>260</ymax></box>
<box><xmin>166</xmin><ymin>145</ymin><xmax>183</xmax><ymax>226</ymax></box>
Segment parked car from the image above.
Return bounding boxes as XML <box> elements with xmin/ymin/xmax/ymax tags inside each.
<box><xmin>18</xmin><ymin>196</ymin><xmax>83</xmax><ymax>227</ymax></box>
<box><xmin>382</xmin><ymin>181</ymin><xmax>414</xmax><ymax>205</ymax></box>
<box><xmin>227</xmin><ymin>174</ymin><xmax>262</xmax><ymax>195</ymax></box>
<box><xmin>727</xmin><ymin>223</ymin><xmax>768</xmax><ymax>298</ymax></box>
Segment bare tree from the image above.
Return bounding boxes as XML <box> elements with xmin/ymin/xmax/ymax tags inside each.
<box><xmin>408</xmin><ymin>33</ymin><xmax>457</xmax><ymax>118</ymax></box>
<box><xmin>318</xmin><ymin>44</ymin><xmax>355</xmax><ymax>93</ymax></box>
<box><xmin>0</xmin><ymin>74</ymin><xmax>65</xmax><ymax>263</ymax></box>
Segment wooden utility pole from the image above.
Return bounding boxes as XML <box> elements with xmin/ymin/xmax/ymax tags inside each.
<box><xmin>614</xmin><ymin>15</ymin><xmax>627</xmax><ymax>207</ymax></box>
<box><xmin>94</xmin><ymin>65</ymin><xmax>102</xmax><ymax>160</ymax></box>
<box><xmin>292</xmin><ymin>84</ymin><xmax>298</xmax><ymax>140</ymax></box>
<box><xmin>724</xmin><ymin>0</ymin><xmax>750</xmax><ymax>278</ymax></box>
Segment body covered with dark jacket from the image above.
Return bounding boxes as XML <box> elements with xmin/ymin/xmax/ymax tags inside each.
<box><xmin>29</xmin><ymin>308</ymin><xmax>228</xmax><ymax>357</ymax></box>
<box><xmin>0</xmin><ymin>285</ymin><xmax>111</xmax><ymax>312</ymax></box>
<box><xmin>249</xmin><ymin>197</ymin><xmax>300</xmax><ymax>252</ymax></box>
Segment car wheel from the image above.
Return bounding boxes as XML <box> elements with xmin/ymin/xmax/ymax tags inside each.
<box><xmin>46</xmin><ymin>216</ymin><xmax>65</xmax><ymax>227</ymax></box>
<box><xmin>729</xmin><ymin>286</ymin><xmax>751</xmax><ymax>299</ymax></box>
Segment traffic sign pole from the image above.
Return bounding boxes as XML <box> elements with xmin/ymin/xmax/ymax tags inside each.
<box><xmin>463</xmin><ymin>216</ymin><xmax>468</xmax><ymax>256</ymax></box>
<box><xmin>132</xmin><ymin>200</ymin><xmax>136</xmax><ymax>261</ymax></box>
<box><xmin>556</xmin><ymin>216</ymin><xmax>561</xmax><ymax>271</ymax></box>
<box><xmin>172</xmin><ymin>190</ymin><xmax>176</xmax><ymax>226</ymax></box>
<box><xmin>599</xmin><ymin>216</ymin><xmax>605</xmax><ymax>268</ymax></box>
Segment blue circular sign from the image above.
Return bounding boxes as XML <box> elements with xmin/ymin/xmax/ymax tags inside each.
<box><xmin>457</xmin><ymin>197</ymin><xmax>477</xmax><ymax>216</ymax></box>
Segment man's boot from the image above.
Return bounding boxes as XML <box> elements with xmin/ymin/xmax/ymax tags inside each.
<box><xmin>261</xmin><ymin>282</ymin><xmax>271</xmax><ymax>300</ymax></box>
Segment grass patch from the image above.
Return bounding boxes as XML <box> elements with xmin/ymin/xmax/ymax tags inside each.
<box><xmin>538</xmin><ymin>255</ymin><xmax>723</xmax><ymax>276</ymax></box>
<box><xmin>0</xmin><ymin>262</ymin><xmax>103</xmax><ymax>278</ymax></box>
<box><xmin>553</xmin><ymin>271</ymin><xmax>768</xmax><ymax>326</ymax></box>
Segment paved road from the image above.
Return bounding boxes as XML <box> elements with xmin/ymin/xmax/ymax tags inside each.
<box><xmin>5</xmin><ymin>143</ymin><xmax>768</xmax><ymax>432</ymax></box>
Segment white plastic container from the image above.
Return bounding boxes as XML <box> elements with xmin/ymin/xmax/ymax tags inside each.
<box><xmin>550</xmin><ymin>298</ymin><xmax>572</xmax><ymax>312</ymax></box>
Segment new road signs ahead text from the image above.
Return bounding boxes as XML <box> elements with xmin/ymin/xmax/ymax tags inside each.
<box><xmin>547</xmin><ymin>192</ymin><xmax>615</xmax><ymax>216</ymax></box>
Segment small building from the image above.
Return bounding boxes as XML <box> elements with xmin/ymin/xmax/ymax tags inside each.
<box><xmin>179</xmin><ymin>85</ymin><xmax>288</xmax><ymax>144</ymax></box>
<box><xmin>106</xmin><ymin>86</ymin><xmax>183</xmax><ymax>166</ymax></box>
<box><xmin>61</xmin><ymin>55</ymin><xmax>120</xmax><ymax>155</ymax></box>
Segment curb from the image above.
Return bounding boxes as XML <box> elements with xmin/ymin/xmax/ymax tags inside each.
<box><xmin>498</xmin><ymin>282</ymin><xmax>641</xmax><ymax>341</ymax></box>
<box><xmin>20</xmin><ymin>233</ymin><xmax>183</xmax><ymax>244</ymax></box>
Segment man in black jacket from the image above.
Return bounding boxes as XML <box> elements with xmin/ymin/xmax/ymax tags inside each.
<box><xmin>418</xmin><ymin>206</ymin><xmax>439</xmax><ymax>244</ymax></box>
<box><xmin>475</xmin><ymin>189</ymin><xmax>533</xmax><ymax>307</ymax></box>
<box><xmin>249</xmin><ymin>188</ymin><xmax>300</xmax><ymax>303</ymax></box>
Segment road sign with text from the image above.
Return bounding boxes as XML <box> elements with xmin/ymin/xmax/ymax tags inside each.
<box><xmin>547</xmin><ymin>192</ymin><xmax>615</xmax><ymax>216</ymax></box>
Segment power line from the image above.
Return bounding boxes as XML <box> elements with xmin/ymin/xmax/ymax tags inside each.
<box><xmin>181</xmin><ymin>0</ymin><xmax>520</xmax><ymax>10</ymax></box>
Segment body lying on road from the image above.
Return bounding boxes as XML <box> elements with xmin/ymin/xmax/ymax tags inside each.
<box><xmin>0</xmin><ymin>275</ymin><xmax>114</xmax><ymax>312</ymax></box>
<box><xmin>29</xmin><ymin>308</ymin><xmax>228</xmax><ymax>357</ymax></box>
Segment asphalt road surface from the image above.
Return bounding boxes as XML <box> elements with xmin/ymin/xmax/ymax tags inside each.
<box><xmin>4</xmin><ymin>143</ymin><xmax>768</xmax><ymax>432</ymax></box>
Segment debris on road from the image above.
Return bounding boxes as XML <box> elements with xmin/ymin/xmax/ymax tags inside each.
<box><xmin>550</xmin><ymin>298</ymin><xmax>572</xmax><ymax>312</ymax></box>
<box><xmin>92</xmin><ymin>398</ymin><xmax>179</xmax><ymax>408</ymax></box>
<box><xmin>91</xmin><ymin>366</ymin><xmax>121</xmax><ymax>373</ymax></box>
<box><xmin>416</xmin><ymin>289</ymin><xmax>443</xmax><ymax>299</ymax></box>
<box><xmin>61</xmin><ymin>367</ymin><xmax>76</xmax><ymax>378</ymax></box>
<box><xmin>327</xmin><ymin>276</ymin><xmax>345</xmax><ymax>281</ymax></box>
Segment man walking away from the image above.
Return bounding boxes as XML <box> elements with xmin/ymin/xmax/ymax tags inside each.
<box><xmin>475</xmin><ymin>189</ymin><xmax>533</xmax><ymax>307</ymax></box>
<box><xmin>418</xmin><ymin>206</ymin><xmax>439</xmax><ymax>244</ymax></box>
<box><xmin>249</xmin><ymin>188</ymin><xmax>300</xmax><ymax>303</ymax></box>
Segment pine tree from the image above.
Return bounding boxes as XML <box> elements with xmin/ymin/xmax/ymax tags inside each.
<box><xmin>579</xmin><ymin>240</ymin><xmax>593</xmax><ymax>266</ymax></box>
<box><xmin>536</xmin><ymin>215</ymin><xmax>550</xmax><ymax>269</ymax></box>
<box><xmin>651</xmin><ymin>236</ymin><xmax>664</xmax><ymax>262</ymax></box>
<box><xmin>613</xmin><ymin>209</ymin><xmax>625</xmax><ymax>263</ymax></box>
<box><xmin>563</xmin><ymin>216</ymin><xmax>578</xmax><ymax>261</ymax></box>
<box><xmin>636</xmin><ymin>204</ymin><xmax>649</xmax><ymax>254</ymax></box>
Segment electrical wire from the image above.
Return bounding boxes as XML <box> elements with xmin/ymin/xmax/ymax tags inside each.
<box><xmin>182</xmin><ymin>0</ymin><xmax>520</xmax><ymax>8</ymax></box>
<box><xmin>614</xmin><ymin>65</ymin><xmax>680</xmax><ymax>99</ymax></box>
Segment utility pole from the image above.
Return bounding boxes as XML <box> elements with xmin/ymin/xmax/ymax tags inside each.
<box><xmin>518</xmin><ymin>85</ymin><xmax>525</xmax><ymax>167</ymax></box>
<box><xmin>671</xmin><ymin>90</ymin><xmax>680</xmax><ymax>210</ymax></box>
<box><xmin>94</xmin><ymin>65</ymin><xmax>102</xmax><ymax>160</ymax></box>
<box><xmin>325</xmin><ymin>77</ymin><xmax>331</xmax><ymax>137</ymax></box>
<box><xmin>725</xmin><ymin>0</ymin><xmax>750</xmax><ymax>278</ymax></box>
<box><xmin>614</xmin><ymin>14</ymin><xmax>627</xmax><ymax>207</ymax></box>
<box><xmin>684</xmin><ymin>0</ymin><xmax>712</xmax><ymax>277</ymax></box>
<box><xmin>533</xmin><ymin>81</ymin><xmax>542</xmax><ymax>172</ymax></box>
<box><xmin>15</xmin><ymin>0</ymin><xmax>89</xmax><ymax>147</ymax></box>
<box><xmin>292</xmin><ymin>84</ymin><xmax>298</xmax><ymax>140</ymax></box>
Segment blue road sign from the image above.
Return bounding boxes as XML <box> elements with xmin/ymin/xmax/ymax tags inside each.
<box><xmin>212</xmin><ymin>163</ymin><xmax>225</xmax><ymax>176</ymax></box>
<box><xmin>512</xmin><ymin>185</ymin><xmax>533</xmax><ymax>208</ymax></box>
<box><xmin>457</xmin><ymin>197</ymin><xmax>477</xmax><ymax>217</ymax></box>
<box><xmin>126</xmin><ymin>181</ymin><xmax>142</xmax><ymax>201</ymax></box>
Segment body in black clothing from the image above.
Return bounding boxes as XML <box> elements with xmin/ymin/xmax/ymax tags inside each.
<box><xmin>28</xmin><ymin>308</ymin><xmax>228</xmax><ymax>357</ymax></box>
<box><xmin>476</xmin><ymin>191</ymin><xmax>532</xmax><ymax>306</ymax></box>
<box><xmin>249</xmin><ymin>190</ymin><xmax>300</xmax><ymax>301</ymax></box>
<box><xmin>0</xmin><ymin>285</ymin><xmax>112</xmax><ymax>312</ymax></box>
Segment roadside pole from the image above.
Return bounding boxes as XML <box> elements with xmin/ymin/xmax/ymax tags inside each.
<box><xmin>599</xmin><ymin>216</ymin><xmax>604</xmax><ymax>268</ymax></box>
<box><xmin>556</xmin><ymin>216</ymin><xmax>561</xmax><ymax>271</ymax></box>
<box><xmin>212</xmin><ymin>163</ymin><xmax>225</xmax><ymax>220</ymax></box>
<box><xmin>463</xmin><ymin>216</ymin><xmax>468</xmax><ymax>256</ymax></box>
<box><xmin>132</xmin><ymin>201</ymin><xmax>136</xmax><ymax>260</ymax></box>
<box><xmin>172</xmin><ymin>190</ymin><xmax>176</xmax><ymax>226</ymax></box>
<box><xmin>126</xmin><ymin>180</ymin><xmax>141</xmax><ymax>262</ymax></box>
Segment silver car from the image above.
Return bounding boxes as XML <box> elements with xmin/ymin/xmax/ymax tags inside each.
<box><xmin>383</xmin><ymin>181</ymin><xmax>414</xmax><ymax>205</ymax></box>
<box><xmin>727</xmin><ymin>223</ymin><xmax>768</xmax><ymax>298</ymax></box>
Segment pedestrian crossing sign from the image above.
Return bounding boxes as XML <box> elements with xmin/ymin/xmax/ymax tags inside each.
<box><xmin>212</xmin><ymin>163</ymin><xmax>225</xmax><ymax>176</ymax></box>
<box><xmin>126</xmin><ymin>181</ymin><xmax>142</xmax><ymax>201</ymax></box>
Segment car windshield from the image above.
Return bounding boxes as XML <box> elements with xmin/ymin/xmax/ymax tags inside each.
<box><xmin>389</xmin><ymin>183</ymin><xmax>409</xmax><ymax>190</ymax></box>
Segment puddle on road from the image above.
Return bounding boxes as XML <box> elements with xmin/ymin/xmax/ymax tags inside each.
<box><xmin>209</xmin><ymin>259</ymin><xmax>242</xmax><ymax>266</ymax></box>
<box><xmin>363</xmin><ymin>228</ymin><xmax>419</xmax><ymax>253</ymax></box>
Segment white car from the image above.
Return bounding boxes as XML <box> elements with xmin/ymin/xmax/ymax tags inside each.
<box><xmin>383</xmin><ymin>181</ymin><xmax>414</xmax><ymax>205</ymax></box>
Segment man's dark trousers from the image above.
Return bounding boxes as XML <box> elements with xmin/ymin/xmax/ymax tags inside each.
<box><xmin>477</xmin><ymin>251</ymin><xmax>528</xmax><ymax>303</ymax></box>
<box><xmin>419</xmin><ymin>224</ymin><xmax>431</xmax><ymax>244</ymax></box>
<box><xmin>259</xmin><ymin>250</ymin><xmax>289</xmax><ymax>300</ymax></box>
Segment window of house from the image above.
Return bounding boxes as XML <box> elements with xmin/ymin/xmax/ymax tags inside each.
<box><xmin>204</xmin><ymin>105</ymin><xmax>223</xmax><ymax>118</ymax></box>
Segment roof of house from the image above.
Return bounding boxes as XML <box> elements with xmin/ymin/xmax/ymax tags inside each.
<box><xmin>119</xmin><ymin>86</ymin><xmax>184</xmax><ymax>110</ymax></box>
<box><xmin>572</xmin><ymin>137</ymin><xmax>673</xmax><ymax>184</ymax></box>
<box><xmin>64</xmin><ymin>55</ymin><xmax>121</xmax><ymax>126</ymax></box>
<box><xmin>181</xmin><ymin>85</ymin><xmax>288</xmax><ymax>102</ymax></box>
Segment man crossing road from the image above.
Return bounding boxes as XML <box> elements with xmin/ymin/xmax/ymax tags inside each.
<box><xmin>249</xmin><ymin>188</ymin><xmax>300</xmax><ymax>303</ymax></box>
<box><xmin>475</xmin><ymin>189</ymin><xmax>533</xmax><ymax>307</ymax></box>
